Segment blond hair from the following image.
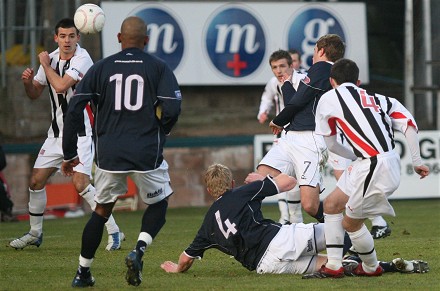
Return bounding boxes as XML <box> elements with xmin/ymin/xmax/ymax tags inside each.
<box><xmin>204</xmin><ymin>164</ymin><xmax>233</xmax><ymax>198</ymax></box>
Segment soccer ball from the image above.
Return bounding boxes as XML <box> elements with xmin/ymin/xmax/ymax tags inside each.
<box><xmin>74</xmin><ymin>3</ymin><xmax>105</xmax><ymax>34</ymax></box>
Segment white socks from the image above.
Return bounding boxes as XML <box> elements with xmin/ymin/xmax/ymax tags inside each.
<box><xmin>79</xmin><ymin>255</ymin><xmax>93</xmax><ymax>268</ymax></box>
<box><xmin>347</xmin><ymin>224</ymin><xmax>379</xmax><ymax>273</ymax></box>
<box><xmin>138</xmin><ymin>232</ymin><xmax>153</xmax><ymax>246</ymax></box>
<box><xmin>323</xmin><ymin>213</ymin><xmax>345</xmax><ymax>270</ymax></box>
<box><xmin>277</xmin><ymin>192</ymin><xmax>289</xmax><ymax>223</ymax></box>
<box><xmin>369</xmin><ymin>216</ymin><xmax>387</xmax><ymax>227</ymax></box>
<box><xmin>287</xmin><ymin>188</ymin><xmax>303</xmax><ymax>223</ymax></box>
<box><xmin>28</xmin><ymin>188</ymin><xmax>47</xmax><ymax>236</ymax></box>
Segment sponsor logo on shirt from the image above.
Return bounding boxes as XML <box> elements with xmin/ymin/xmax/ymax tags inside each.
<box><xmin>175</xmin><ymin>90</ymin><xmax>182</xmax><ymax>99</ymax></box>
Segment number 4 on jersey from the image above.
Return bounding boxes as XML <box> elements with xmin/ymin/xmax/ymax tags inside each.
<box><xmin>215</xmin><ymin>210</ymin><xmax>238</xmax><ymax>239</ymax></box>
<box><xmin>360</xmin><ymin>90</ymin><xmax>380</xmax><ymax>112</ymax></box>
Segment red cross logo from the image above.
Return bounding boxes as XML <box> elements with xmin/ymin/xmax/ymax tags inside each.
<box><xmin>227</xmin><ymin>53</ymin><xmax>247</xmax><ymax>76</ymax></box>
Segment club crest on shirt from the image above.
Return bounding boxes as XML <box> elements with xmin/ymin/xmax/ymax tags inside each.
<box><xmin>174</xmin><ymin>90</ymin><xmax>182</xmax><ymax>99</ymax></box>
<box><xmin>71</xmin><ymin>67</ymin><xmax>83</xmax><ymax>79</ymax></box>
<box><xmin>39</xmin><ymin>149</ymin><xmax>45</xmax><ymax>155</ymax></box>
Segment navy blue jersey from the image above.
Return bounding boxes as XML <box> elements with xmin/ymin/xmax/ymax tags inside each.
<box><xmin>273</xmin><ymin>61</ymin><xmax>332</xmax><ymax>131</ymax></box>
<box><xmin>184</xmin><ymin>176</ymin><xmax>282</xmax><ymax>271</ymax></box>
<box><xmin>63</xmin><ymin>48</ymin><xmax>182</xmax><ymax>171</ymax></box>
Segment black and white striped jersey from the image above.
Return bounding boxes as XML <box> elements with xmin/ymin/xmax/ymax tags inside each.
<box><xmin>315</xmin><ymin>83</ymin><xmax>418</xmax><ymax>159</ymax></box>
<box><xmin>184</xmin><ymin>176</ymin><xmax>282</xmax><ymax>271</ymax></box>
<box><xmin>34</xmin><ymin>44</ymin><xmax>93</xmax><ymax>138</ymax></box>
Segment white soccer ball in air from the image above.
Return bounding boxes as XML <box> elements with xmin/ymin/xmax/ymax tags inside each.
<box><xmin>74</xmin><ymin>3</ymin><xmax>105</xmax><ymax>34</ymax></box>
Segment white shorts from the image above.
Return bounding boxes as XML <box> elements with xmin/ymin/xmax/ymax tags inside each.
<box><xmin>328</xmin><ymin>151</ymin><xmax>352</xmax><ymax>171</ymax></box>
<box><xmin>94</xmin><ymin>160</ymin><xmax>173</xmax><ymax>205</ymax></box>
<box><xmin>33</xmin><ymin>136</ymin><xmax>93</xmax><ymax>176</ymax></box>
<box><xmin>256</xmin><ymin>223</ymin><xmax>325</xmax><ymax>274</ymax></box>
<box><xmin>337</xmin><ymin>151</ymin><xmax>400</xmax><ymax>219</ymax></box>
<box><xmin>259</xmin><ymin>131</ymin><xmax>327</xmax><ymax>188</ymax></box>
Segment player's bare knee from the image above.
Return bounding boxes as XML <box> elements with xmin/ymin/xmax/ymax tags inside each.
<box><xmin>72</xmin><ymin>173</ymin><xmax>91</xmax><ymax>193</ymax></box>
<box><xmin>29</xmin><ymin>177</ymin><xmax>45</xmax><ymax>191</ymax></box>
<box><xmin>323</xmin><ymin>198</ymin><xmax>339</xmax><ymax>214</ymax></box>
<box><xmin>302</xmin><ymin>201</ymin><xmax>318</xmax><ymax>216</ymax></box>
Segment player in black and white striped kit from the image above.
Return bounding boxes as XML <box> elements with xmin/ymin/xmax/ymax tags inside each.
<box><xmin>10</xmin><ymin>18</ymin><xmax>124</xmax><ymax>251</ymax></box>
<box><xmin>257</xmin><ymin>50</ymin><xmax>306</xmax><ymax>225</ymax></box>
<box><xmin>307</xmin><ymin>59</ymin><xmax>430</xmax><ymax>278</ymax></box>
<box><xmin>62</xmin><ymin>16</ymin><xmax>182</xmax><ymax>287</ymax></box>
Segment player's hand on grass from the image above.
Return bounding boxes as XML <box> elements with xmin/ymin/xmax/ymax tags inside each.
<box><xmin>161</xmin><ymin>261</ymin><xmax>179</xmax><ymax>273</ymax></box>
<box><xmin>61</xmin><ymin>157</ymin><xmax>80</xmax><ymax>176</ymax></box>
<box><xmin>414</xmin><ymin>165</ymin><xmax>429</xmax><ymax>179</ymax></box>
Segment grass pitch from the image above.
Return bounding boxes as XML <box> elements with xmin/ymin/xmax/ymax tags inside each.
<box><xmin>1</xmin><ymin>199</ymin><xmax>439</xmax><ymax>290</ymax></box>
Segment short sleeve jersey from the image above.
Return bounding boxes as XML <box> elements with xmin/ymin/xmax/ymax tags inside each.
<box><xmin>34</xmin><ymin>44</ymin><xmax>93</xmax><ymax>138</ymax></box>
<box><xmin>184</xmin><ymin>176</ymin><xmax>282</xmax><ymax>271</ymax></box>
<box><xmin>315</xmin><ymin>83</ymin><xmax>418</xmax><ymax>159</ymax></box>
<box><xmin>63</xmin><ymin>47</ymin><xmax>182</xmax><ymax>171</ymax></box>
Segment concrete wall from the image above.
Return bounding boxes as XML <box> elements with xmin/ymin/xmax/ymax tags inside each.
<box><xmin>3</xmin><ymin>145</ymin><xmax>254</xmax><ymax>213</ymax></box>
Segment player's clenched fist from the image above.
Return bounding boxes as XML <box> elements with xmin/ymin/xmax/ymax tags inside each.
<box><xmin>38</xmin><ymin>51</ymin><xmax>50</xmax><ymax>68</ymax></box>
<box><xmin>21</xmin><ymin>68</ymin><xmax>34</xmax><ymax>81</ymax></box>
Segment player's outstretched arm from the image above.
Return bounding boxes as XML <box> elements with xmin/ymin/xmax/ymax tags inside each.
<box><xmin>273</xmin><ymin>173</ymin><xmax>297</xmax><ymax>193</ymax></box>
<box><xmin>414</xmin><ymin>165</ymin><xmax>429</xmax><ymax>179</ymax></box>
<box><xmin>161</xmin><ymin>252</ymin><xmax>195</xmax><ymax>273</ymax></box>
<box><xmin>403</xmin><ymin>126</ymin><xmax>430</xmax><ymax>179</ymax></box>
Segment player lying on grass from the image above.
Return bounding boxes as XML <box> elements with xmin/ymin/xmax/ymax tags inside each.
<box><xmin>161</xmin><ymin>164</ymin><xmax>429</xmax><ymax>276</ymax></box>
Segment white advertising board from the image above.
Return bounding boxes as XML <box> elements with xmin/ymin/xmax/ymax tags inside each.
<box><xmin>254</xmin><ymin>131</ymin><xmax>440</xmax><ymax>202</ymax></box>
<box><xmin>101</xmin><ymin>1</ymin><xmax>368</xmax><ymax>85</ymax></box>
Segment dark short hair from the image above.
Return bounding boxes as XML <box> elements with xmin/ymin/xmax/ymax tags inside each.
<box><xmin>55</xmin><ymin>18</ymin><xmax>79</xmax><ymax>35</ymax></box>
<box><xmin>269</xmin><ymin>49</ymin><xmax>292</xmax><ymax>66</ymax></box>
<box><xmin>316</xmin><ymin>34</ymin><xmax>345</xmax><ymax>62</ymax></box>
<box><xmin>330</xmin><ymin>58</ymin><xmax>359</xmax><ymax>84</ymax></box>
<box><xmin>288</xmin><ymin>49</ymin><xmax>301</xmax><ymax>61</ymax></box>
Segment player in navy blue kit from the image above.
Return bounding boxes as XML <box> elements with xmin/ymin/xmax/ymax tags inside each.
<box><xmin>161</xmin><ymin>164</ymin><xmax>429</xmax><ymax>276</ymax></box>
<box><xmin>62</xmin><ymin>16</ymin><xmax>182</xmax><ymax>287</ymax></box>
<box><xmin>258</xmin><ymin>34</ymin><xmax>345</xmax><ymax>224</ymax></box>
<box><xmin>161</xmin><ymin>164</ymin><xmax>330</xmax><ymax>275</ymax></box>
